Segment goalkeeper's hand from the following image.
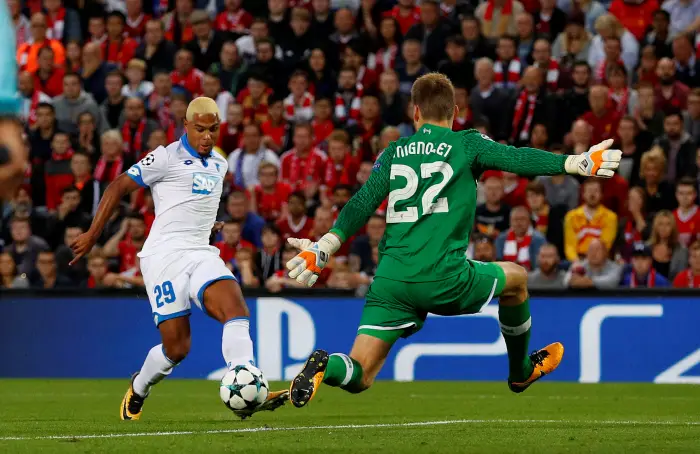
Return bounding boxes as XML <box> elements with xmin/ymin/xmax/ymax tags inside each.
<box><xmin>564</xmin><ymin>139</ymin><xmax>621</xmax><ymax>178</ymax></box>
<box><xmin>286</xmin><ymin>234</ymin><xmax>342</xmax><ymax>287</ymax></box>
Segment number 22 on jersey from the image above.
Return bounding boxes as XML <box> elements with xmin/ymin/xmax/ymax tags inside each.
<box><xmin>387</xmin><ymin>162</ymin><xmax>454</xmax><ymax>223</ymax></box>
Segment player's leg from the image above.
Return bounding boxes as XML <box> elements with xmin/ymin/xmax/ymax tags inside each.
<box><xmin>192</xmin><ymin>255</ymin><xmax>288</xmax><ymax>417</ymax></box>
<box><xmin>122</xmin><ymin>256</ymin><xmax>193</xmax><ymax>420</ymax></box>
<box><xmin>495</xmin><ymin>261</ymin><xmax>564</xmax><ymax>392</ymax></box>
<box><xmin>290</xmin><ymin>277</ymin><xmax>419</xmax><ymax>407</ymax></box>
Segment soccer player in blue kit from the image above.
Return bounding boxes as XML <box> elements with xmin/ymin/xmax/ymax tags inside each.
<box><xmin>70</xmin><ymin>97</ymin><xmax>288</xmax><ymax>420</ymax></box>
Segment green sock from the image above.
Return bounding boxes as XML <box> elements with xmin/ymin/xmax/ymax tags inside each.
<box><xmin>323</xmin><ymin>353</ymin><xmax>364</xmax><ymax>393</ymax></box>
<box><xmin>498</xmin><ymin>298</ymin><xmax>534</xmax><ymax>382</ymax></box>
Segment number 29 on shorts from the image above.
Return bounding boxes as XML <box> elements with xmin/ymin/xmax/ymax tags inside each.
<box><xmin>154</xmin><ymin>281</ymin><xmax>176</xmax><ymax>308</ymax></box>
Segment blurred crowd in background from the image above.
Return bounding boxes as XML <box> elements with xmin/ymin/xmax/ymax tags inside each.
<box><xmin>2</xmin><ymin>0</ymin><xmax>700</xmax><ymax>293</ymax></box>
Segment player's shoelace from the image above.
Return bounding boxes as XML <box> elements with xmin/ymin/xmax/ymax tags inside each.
<box><xmin>128</xmin><ymin>393</ymin><xmax>145</xmax><ymax>414</ymax></box>
<box><xmin>529</xmin><ymin>349</ymin><xmax>550</xmax><ymax>367</ymax></box>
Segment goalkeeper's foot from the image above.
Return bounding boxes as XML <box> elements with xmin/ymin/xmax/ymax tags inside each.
<box><xmin>120</xmin><ymin>373</ymin><xmax>146</xmax><ymax>420</ymax></box>
<box><xmin>289</xmin><ymin>349</ymin><xmax>329</xmax><ymax>408</ymax></box>
<box><xmin>508</xmin><ymin>342</ymin><xmax>564</xmax><ymax>393</ymax></box>
<box><xmin>233</xmin><ymin>390</ymin><xmax>289</xmax><ymax>420</ymax></box>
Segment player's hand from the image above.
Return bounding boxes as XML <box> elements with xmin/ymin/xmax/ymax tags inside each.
<box><xmin>564</xmin><ymin>139</ymin><xmax>621</xmax><ymax>178</ymax></box>
<box><xmin>286</xmin><ymin>234</ymin><xmax>341</xmax><ymax>287</ymax></box>
<box><xmin>212</xmin><ymin>221</ymin><xmax>224</xmax><ymax>234</ymax></box>
<box><xmin>69</xmin><ymin>232</ymin><xmax>98</xmax><ymax>266</ymax></box>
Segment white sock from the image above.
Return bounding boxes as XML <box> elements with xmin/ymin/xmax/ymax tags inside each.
<box><xmin>222</xmin><ymin>317</ymin><xmax>254</xmax><ymax>369</ymax></box>
<box><xmin>133</xmin><ymin>344</ymin><xmax>177</xmax><ymax>397</ymax></box>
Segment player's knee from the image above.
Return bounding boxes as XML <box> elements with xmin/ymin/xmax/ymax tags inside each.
<box><xmin>500</xmin><ymin>262</ymin><xmax>528</xmax><ymax>293</ymax></box>
<box><xmin>163</xmin><ymin>337</ymin><xmax>191</xmax><ymax>363</ymax></box>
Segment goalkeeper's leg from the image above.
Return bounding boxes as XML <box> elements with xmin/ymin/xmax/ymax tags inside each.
<box><xmin>289</xmin><ymin>334</ymin><xmax>395</xmax><ymax>407</ymax></box>
<box><xmin>496</xmin><ymin>262</ymin><xmax>564</xmax><ymax>393</ymax></box>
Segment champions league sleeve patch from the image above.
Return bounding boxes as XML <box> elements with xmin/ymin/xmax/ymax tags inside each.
<box><xmin>372</xmin><ymin>151</ymin><xmax>384</xmax><ymax>172</ymax></box>
<box><xmin>140</xmin><ymin>153</ymin><xmax>156</xmax><ymax>166</ymax></box>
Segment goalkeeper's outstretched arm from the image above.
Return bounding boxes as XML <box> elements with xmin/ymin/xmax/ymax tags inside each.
<box><xmin>465</xmin><ymin>131</ymin><xmax>620</xmax><ymax>178</ymax></box>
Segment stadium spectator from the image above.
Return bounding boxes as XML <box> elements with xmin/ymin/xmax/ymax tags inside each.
<box><xmin>514</xmin><ymin>13</ymin><xmax>534</xmax><ymax>61</ymax></box>
<box><xmin>674</xmin><ymin>177</ymin><xmax>700</xmax><ymax>247</ymax></box>
<box><xmin>82</xmin><ymin>42</ymin><xmax>118</xmax><ymax>106</ymax></box>
<box><xmin>55</xmin><ymin>225</ymin><xmax>88</xmax><ymax>285</ymax></box>
<box><xmin>368</xmin><ymin>16</ymin><xmax>400</xmax><ymax>75</ymax></box>
<box><xmin>384</xmin><ymin>0</ymin><xmax>421</xmax><ymax>36</ymax></box>
<box><xmin>236</xmin><ymin>18</ymin><xmax>282</xmax><ymax>65</ymax></box>
<box><xmin>265</xmin><ymin>243</ymin><xmax>307</xmax><ymax>293</ymax></box>
<box><xmin>0</xmin><ymin>251</ymin><xmax>29</xmax><ymax>289</ymax></box>
<box><xmin>280</xmin><ymin>123</ymin><xmax>327</xmax><ymax>191</ymax></box>
<box><xmin>101</xmin><ymin>12</ymin><xmax>137</xmax><ymax>70</ymax></box>
<box><xmin>75</xmin><ymin>111</ymin><xmax>100</xmax><ymax>157</ymax></box>
<box><xmin>224</xmin><ymin>190</ymin><xmax>265</xmax><ymax>248</ymax></box>
<box><xmin>621</xmin><ymin>242</ymin><xmax>669</xmax><ymax>288</ymax></box>
<box><xmin>587</xmin><ymin>14</ymin><xmax>638</xmax><ymax>76</ymax></box>
<box><xmin>121</xmin><ymin>59</ymin><xmax>154</xmax><ymax>99</ymax></box>
<box><xmin>186</xmin><ymin>10</ymin><xmax>226</xmax><ymax>72</ymax></box>
<box><xmin>215</xmin><ymin>219</ymin><xmax>255</xmax><ymax>265</ymax></box>
<box><xmin>32</xmin><ymin>46</ymin><xmax>64</xmax><ymax>98</ymax></box>
<box><xmin>580</xmin><ymin>84</ymin><xmax>621</xmax><ymax>145</ymax></box>
<box><xmin>284</xmin><ymin>71</ymin><xmax>314</xmax><ymax>123</ymax></box>
<box><xmin>640</xmin><ymin>10</ymin><xmax>672</xmax><ymax>59</ymax></box>
<box><xmin>260</xmin><ymin>95</ymin><xmax>290</xmax><ymax>153</ymax></box>
<box><xmin>655</xmin><ymin>57</ymin><xmax>689</xmax><ymax>114</ymax></box>
<box><xmin>306</xmin><ymin>48</ymin><xmax>336</xmax><ymax>100</ymax></box>
<box><xmin>17</xmin><ymin>13</ymin><xmax>66</xmax><ymax>73</ymax></box>
<box><xmin>94</xmin><ymin>130</ymin><xmax>126</xmax><ymax>186</ymax></box>
<box><xmin>607</xmin><ymin>0</ymin><xmax>657</xmax><ymax>42</ymax></box>
<box><xmin>249</xmin><ymin>38</ymin><xmax>287</xmax><ymax>96</ymax></box>
<box><xmin>616</xmin><ymin>187</ymin><xmax>651</xmax><ymax>263</ymax></box>
<box><xmin>493</xmin><ymin>35</ymin><xmax>521</xmax><ymax>91</ymax></box>
<box><xmin>30</xmin><ymin>250</ymin><xmax>72</xmax><ymax>289</ymax></box>
<box><xmin>218</xmin><ymin>103</ymin><xmax>244</xmax><ymax>153</ymax></box>
<box><xmin>103</xmin><ymin>212</ymin><xmax>147</xmax><ymax>272</ymax></box>
<box><xmin>9</xmin><ymin>0</ymin><xmax>30</xmax><ymax>48</ymax></box>
<box><xmin>654</xmin><ymin>110</ymin><xmax>697</xmax><ymax>182</ymax></box>
<box><xmin>86</xmin><ymin>249</ymin><xmax>110</xmax><ymax>288</ymax></box>
<box><xmin>215</xmin><ymin>0</ymin><xmax>253</xmax><ymax>34</ymax></box>
<box><xmin>648</xmin><ymin>210</ymin><xmax>688</xmax><ymax>280</ymax></box>
<box><xmin>254</xmin><ymin>222</ymin><xmax>284</xmax><ymax>283</ymax></box>
<box><xmin>671</xmin><ymin>34</ymin><xmax>700</xmax><ymax>89</ymax></box>
<box><xmin>395</xmin><ymin>39</ymin><xmax>429</xmax><ymax>96</ymax></box>
<box><xmin>44</xmin><ymin>185</ymin><xmax>91</xmax><ymax>248</ymax></box>
<box><xmin>276</xmin><ymin>191</ymin><xmax>314</xmax><ymax>241</ymax></box>
<box><xmin>460</xmin><ymin>15</ymin><xmax>496</xmax><ymax>61</ymax></box>
<box><xmin>553</xmin><ymin>62</ymin><xmax>590</xmax><ymax>142</ymax></box>
<box><xmin>87</xmin><ymin>16</ymin><xmax>107</xmax><ymax>46</ymax></box>
<box><xmin>475</xmin><ymin>173</ymin><xmax>510</xmax><ymax>239</ymax></box>
<box><xmin>476</xmin><ymin>0</ymin><xmax>526</xmax><ymax>39</ymax></box>
<box><xmin>228</xmin><ymin>123</ymin><xmax>279</xmax><ymax>189</ymax></box>
<box><xmin>311</xmin><ymin>0</ymin><xmax>335</xmax><ymax>39</ymax></box>
<box><xmin>171</xmin><ymin>49</ymin><xmax>204</xmax><ymax>98</ymax></box>
<box><xmin>526</xmin><ymin>180</ymin><xmax>566</xmax><ymax>253</ymax></box>
<box><xmin>310</xmin><ymin>97</ymin><xmax>334</xmax><ymax>149</ymax></box>
<box><xmin>615</xmin><ymin>116</ymin><xmax>647</xmax><ymax>184</ymax></box>
<box><xmin>551</xmin><ymin>15</ymin><xmax>591</xmax><ymax>74</ymax></box>
<box><xmin>607</xmin><ymin>65</ymin><xmax>637</xmax><ymax>115</ymax></box>
<box><xmin>54</xmin><ymin>73</ymin><xmax>107</xmax><ymax>135</ymax></box>
<box><xmin>101</xmin><ymin>71</ymin><xmax>126</xmax><ymax>130</ymax></box>
<box><xmin>162</xmin><ymin>0</ymin><xmax>195</xmax><ymax>46</ymax></box>
<box><xmin>472</xmin><ymin>235</ymin><xmax>497</xmax><ymax>262</ymax></box>
<box><xmin>564</xmin><ymin>178</ymin><xmax>618</xmax><ymax>261</ymax></box>
<box><xmin>121</xmin><ymin>97</ymin><xmax>160</xmax><ymax>161</ymax></box>
<box><xmin>236</xmin><ymin>73</ymin><xmax>271</xmax><ymax>126</ymax></box>
<box><xmin>334</xmin><ymin>67</ymin><xmax>362</xmax><ymax>123</ymax></box>
<box><xmin>496</xmin><ymin>205</ymin><xmax>546</xmax><ymax>270</ymax></box>
<box><xmin>636</xmin><ymin>82</ymin><xmax>664</xmax><ymax>138</ymax></box>
<box><xmin>18</xmin><ymin>71</ymin><xmax>52</xmax><ymax>128</ymax></box>
<box><xmin>534</xmin><ymin>0</ymin><xmax>567</xmax><ymax>41</ymax></box>
<box><xmin>44</xmin><ymin>132</ymin><xmax>75</xmax><ymax>211</ymax></box>
<box><xmin>510</xmin><ymin>66</ymin><xmax>548</xmax><ymax>146</ymax></box>
<box><xmin>324</xmin><ymin>130</ymin><xmax>356</xmax><ymax>189</ymax></box>
<box><xmin>471</xmin><ymin>58</ymin><xmax>511</xmax><ymax>141</ymax></box>
<box><xmin>636</xmin><ymin>46</ymin><xmax>661</xmax><ymax>87</ymax></box>
<box><xmin>282</xmin><ymin>7</ymin><xmax>316</xmax><ymax>74</ymax></box>
<box><xmin>565</xmin><ymin>238</ymin><xmax>622</xmax><ymax>288</ymax></box>
<box><xmin>329</xmin><ymin>8</ymin><xmax>361</xmax><ymax>65</ymax></box>
<box><xmin>349</xmin><ymin>214</ymin><xmax>385</xmax><ymax>273</ymax></box>
<box><xmin>267</xmin><ymin>0</ymin><xmax>292</xmax><ymax>48</ymax></box>
<box><xmin>569</xmin><ymin>118</ymin><xmax>592</xmax><ymax>155</ymax></box>
<box><xmin>635</xmin><ymin>148</ymin><xmax>676</xmax><ymax>218</ymax></box>
<box><xmin>6</xmin><ymin>216</ymin><xmax>49</xmax><ymax>276</ymax></box>
<box><xmin>672</xmin><ymin>240</ymin><xmax>700</xmax><ymax>288</ymax></box>
<box><xmin>527</xmin><ymin>243</ymin><xmax>566</xmax><ymax>289</ymax></box>
<box><xmin>345</xmin><ymin>40</ymin><xmax>378</xmax><ymax>91</ymax></box>
<box><xmin>684</xmin><ymin>89</ymin><xmax>700</xmax><ymax>145</ymax></box>
<box><xmin>404</xmin><ymin>0</ymin><xmax>452</xmax><ymax>71</ymax></box>
<box><xmin>250</xmin><ymin>162</ymin><xmax>291</xmax><ymax>222</ymax></box>
<box><xmin>662</xmin><ymin>0</ymin><xmax>700</xmax><ymax>37</ymax></box>
<box><xmin>377</xmin><ymin>70</ymin><xmax>407</xmax><ymax>127</ymax></box>
<box><xmin>124</xmin><ymin>0</ymin><xmax>150</xmax><ymax>42</ymax></box>
<box><xmin>135</xmin><ymin>19</ymin><xmax>177</xmax><ymax>79</ymax></box>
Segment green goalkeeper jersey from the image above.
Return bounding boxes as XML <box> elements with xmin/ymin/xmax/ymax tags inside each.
<box><xmin>330</xmin><ymin>126</ymin><xmax>568</xmax><ymax>282</ymax></box>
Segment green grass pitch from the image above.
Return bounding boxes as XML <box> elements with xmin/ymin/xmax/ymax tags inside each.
<box><xmin>0</xmin><ymin>380</ymin><xmax>699</xmax><ymax>453</ymax></box>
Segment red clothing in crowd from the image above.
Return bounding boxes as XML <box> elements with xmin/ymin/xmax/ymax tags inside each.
<box><xmin>236</xmin><ymin>87</ymin><xmax>271</xmax><ymax>125</ymax></box>
<box><xmin>171</xmin><ymin>68</ymin><xmax>204</xmax><ymax>97</ymax></box>
<box><xmin>215</xmin><ymin>239</ymin><xmax>256</xmax><ymax>263</ymax></box>
<box><xmin>33</xmin><ymin>68</ymin><xmax>64</xmax><ymax>97</ymax></box>
<box><xmin>673</xmin><ymin>269</ymin><xmax>700</xmax><ymax>288</ymax></box>
<box><xmin>252</xmin><ymin>182</ymin><xmax>292</xmax><ymax>221</ymax></box>
<box><xmin>217</xmin><ymin>122</ymin><xmax>242</xmax><ymax>153</ymax></box>
<box><xmin>384</xmin><ymin>5</ymin><xmax>421</xmax><ymax>35</ymax></box>
<box><xmin>260</xmin><ymin>119</ymin><xmax>288</xmax><ymax>150</ymax></box>
<box><xmin>324</xmin><ymin>154</ymin><xmax>358</xmax><ymax>189</ymax></box>
<box><xmin>600</xmin><ymin>173</ymin><xmax>630</xmax><ymax>218</ymax></box>
<box><xmin>44</xmin><ymin>151</ymin><xmax>75</xmax><ymax>210</ymax></box>
<box><xmin>312</xmin><ymin>118</ymin><xmax>334</xmax><ymax>147</ymax></box>
<box><xmin>579</xmin><ymin>108</ymin><xmax>622</xmax><ymax>144</ymax></box>
<box><xmin>118</xmin><ymin>239</ymin><xmax>139</xmax><ymax>272</ymax></box>
<box><xmin>279</xmin><ymin>148</ymin><xmax>328</xmax><ymax>190</ymax></box>
<box><xmin>502</xmin><ymin>176</ymin><xmax>529</xmax><ymax>207</ymax></box>
<box><xmin>101</xmin><ymin>38</ymin><xmax>138</xmax><ymax>68</ymax></box>
<box><xmin>125</xmin><ymin>13</ymin><xmax>152</xmax><ymax>41</ymax></box>
<box><xmin>276</xmin><ymin>215</ymin><xmax>314</xmax><ymax>241</ymax></box>
<box><xmin>674</xmin><ymin>206</ymin><xmax>700</xmax><ymax>247</ymax></box>
<box><xmin>655</xmin><ymin>82</ymin><xmax>689</xmax><ymax>114</ymax></box>
<box><xmin>608</xmin><ymin>0</ymin><xmax>658</xmax><ymax>41</ymax></box>
<box><xmin>215</xmin><ymin>9</ymin><xmax>254</xmax><ymax>33</ymax></box>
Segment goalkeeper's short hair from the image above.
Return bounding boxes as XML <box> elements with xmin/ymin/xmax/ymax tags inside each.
<box><xmin>411</xmin><ymin>73</ymin><xmax>455</xmax><ymax>122</ymax></box>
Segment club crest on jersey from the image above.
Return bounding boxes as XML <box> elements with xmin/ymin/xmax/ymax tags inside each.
<box><xmin>192</xmin><ymin>172</ymin><xmax>221</xmax><ymax>194</ymax></box>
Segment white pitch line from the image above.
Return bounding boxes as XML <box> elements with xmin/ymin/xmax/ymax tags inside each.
<box><xmin>1</xmin><ymin>419</ymin><xmax>700</xmax><ymax>442</ymax></box>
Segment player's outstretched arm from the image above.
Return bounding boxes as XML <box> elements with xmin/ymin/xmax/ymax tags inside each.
<box><xmin>69</xmin><ymin>174</ymin><xmax>142</xmax><ymax>265</ymax></box>
<box><xmin>467</xmin><ymin>131</ymin><xmax>621</xmax><ymax>178</ymax></box>
<box><xmin>286</xmin><ymin>148</ymin><xmax>394</xmax><ymax>286</ymax></box>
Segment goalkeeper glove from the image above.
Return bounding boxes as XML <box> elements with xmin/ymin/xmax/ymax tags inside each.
<box><xmin>564</xmin><ymin>139</ymin><xmax>622</xmax><ymax>178</ymax></box>
<box><xmin>286</xmin><ymin>234</ymin><xmax>342</xmax><ymax>287</ymax></box>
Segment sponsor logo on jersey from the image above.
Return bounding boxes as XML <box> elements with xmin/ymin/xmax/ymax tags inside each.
<box><xmin>192</xmin><ymin>173</ymin><xmax>221</xmax><ymax>194</ymax></box>
<box><xmin>127</xmin><ymin>166</ymin><xmax>141</xmax><ymax>177</ymax></box>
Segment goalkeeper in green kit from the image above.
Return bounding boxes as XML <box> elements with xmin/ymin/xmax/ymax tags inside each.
<box><xmin>286</xmin><ymin>73</ymin><xmax>621</xmax><ymax>406</ymax></box>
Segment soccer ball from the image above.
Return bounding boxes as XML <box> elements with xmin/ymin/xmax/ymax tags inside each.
<box><xmin>219</xmin><ymin>364</ymin><xmax>269</xmax><ymax>411</ymax></box>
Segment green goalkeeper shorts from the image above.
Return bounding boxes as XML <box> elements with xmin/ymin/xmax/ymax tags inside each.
<box><xmin>358</xmin><ymin>260</ymin><xmax>506</xmax><ymax>344</ymax></box>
